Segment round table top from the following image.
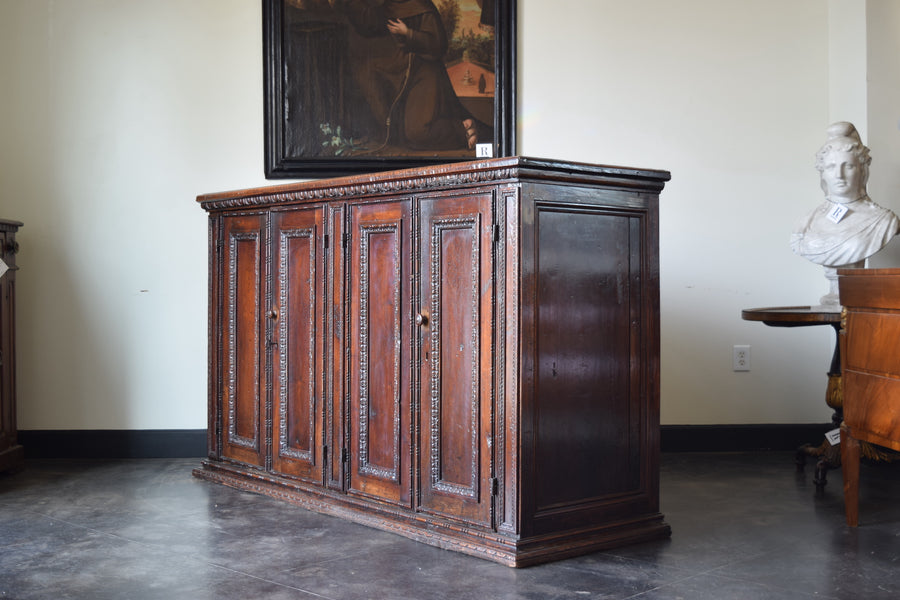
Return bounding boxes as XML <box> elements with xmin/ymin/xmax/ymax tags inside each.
<box><xmin>741</xmin><ymin>305</ymin><xmax>842</xmax><ymax>327</ymax></box>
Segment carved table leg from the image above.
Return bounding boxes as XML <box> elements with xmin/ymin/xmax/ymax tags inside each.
<box><xmin>797</xmin><ymin>347</ymin><xmax>843</xmax><ymax>493</ymax></box>
<box><xmin>797</xmin><ymin>440</ymin><xmax>841</xmax><ymax>493</ymax></box>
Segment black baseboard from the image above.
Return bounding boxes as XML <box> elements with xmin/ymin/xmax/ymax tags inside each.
<box><xmin>17</xmin><ymin>430</ymin><xmax>207</xmax><ymax>459</ymax></box>
<box><xmin>15</xmin><ymin>424</ymin><xmax>834</xmax><ymax>459</ymax></box>
<box><xmin>660</xmin><ymin>423</ymin><xmax>834</xmax><ymax>452</ymax></box>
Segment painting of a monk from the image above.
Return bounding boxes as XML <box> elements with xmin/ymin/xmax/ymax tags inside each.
<box><xmin>339</xmin><ymin>0</ymin><xmax>481</xmax><ymax>153</ymax></box>
<box><xmin>267</xmin><ymin>0</ymin><xmax>509</xmax><ymax>175</ymax></box>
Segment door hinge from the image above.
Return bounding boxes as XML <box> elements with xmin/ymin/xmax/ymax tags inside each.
<box><xmin>490</xmin><ymin>477</ymin><xmax>499</xmax><ymax>496</ymax></box>
<box><xmin>342</xmin><ymin>233</ymin><xmax>349</xmax><ymax>248</ymax></box>
<box><xmin>492</xmin><ymin>224</ymin><xmax>500</xmax><ymax>242</ymax></box>
<box><xmin>324</xmin><ymin>234</ymin><xmax>330</xmax><ymax>249</ymax></box>
<box><xmin>341</xmin><ymin>447</ymin><xmax>349</xmax><ymax>463</ymax></box>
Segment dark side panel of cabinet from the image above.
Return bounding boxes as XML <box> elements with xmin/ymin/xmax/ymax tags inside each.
<box><xmin>418</xmin><ymin>193</ymin><xmax>495</xmax><ymax>526</ymax></box>
<box><xmin>220</xmin><ymin>214</ymin><xmax>267</xmax><ymax>468</ymax></box>
<box><xmin>347</xmin><ymin>200</ymin><xmax>412</xmax><ymax>506</ymax></box>
<box><xmin>270</xmin><ymin>209</ymin><xmax>325</xmax><ymax>483</ymax></box>
<box><xmin>520</xmin><ymin>190</ymin><xmax>661</xmax><ymax>537</ymax></box>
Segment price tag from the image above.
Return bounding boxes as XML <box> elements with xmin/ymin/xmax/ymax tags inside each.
<box><xmin>825</xmin><ymin>428</ymin><xmax>841</xmax><ymax>446</ymax></box>
<box><xmin>476</xmin><ymin>143</ymin><xmax>493</xmax><ymax>158</ymax></box>
<box><xmin>826</xmin><ymin>203</ymin><xmax>849</xmax><ymax>224</ymax></box>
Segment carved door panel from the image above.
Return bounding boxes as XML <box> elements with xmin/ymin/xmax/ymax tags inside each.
<box><xmin>347</xmin><ymin>200</ymin><xmax>413</xmax><ymax>506</ymax></box>
<box><xmin>219</xmin><ymin>214</ymin><xmax>267</xmax><ymax>468</ymax></box>
<box><xmin>417</xmin><ymin>192</ymin><xmax>495</xmax><ymax>526</ymax></box>
<box><xmin>270</xmin><ymin>208</ymin><xmax>325</xmax><ymax>483</ymax></box>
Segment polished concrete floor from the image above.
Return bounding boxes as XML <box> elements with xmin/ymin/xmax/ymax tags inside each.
<box><xmin>1</xmin><ymin>451</ymin><xmax>899</xmax><ymax>599</ymax></box>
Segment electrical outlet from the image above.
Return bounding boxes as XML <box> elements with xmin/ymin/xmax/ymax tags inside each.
<box><xmin>733</xmin><ymin>345</ymin><xmax>751</xmax><ymax>371</ymax></box>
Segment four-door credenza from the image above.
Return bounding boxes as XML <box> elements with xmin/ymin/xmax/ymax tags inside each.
<box><xmin>193</xmin><ymin>157</ymin><xmax>671</xmax><ymax>566</ymax></box>
<box><xmin>0</xmin><ymin>219</ymin><xmax>23</xmax><ymax>473</ymax></box>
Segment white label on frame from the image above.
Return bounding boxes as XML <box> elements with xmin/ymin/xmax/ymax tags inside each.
<box><xmin>826</xmin><ymin>428</ymin><xmax>841</xmax><ymax>446</ymax></box>
<box><xmin>476</xmin><ymin>143</ymin><xmax>493</xmax><ymax>158</ymax></box>
<box><xmin>826</xmin><ymin>203</ymin><xmax>849</xmax><ymax>224</ymax></box>
<box><xmin>0</xmin><ymin>258</ymin><xmax>7</xmax><ymax>281</ymax></box>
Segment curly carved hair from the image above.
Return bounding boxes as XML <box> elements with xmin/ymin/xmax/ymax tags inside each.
<box><xmin>814</xmin><ymin>121</ymin><xmax>871</xmax><ymax>173</ymax></box>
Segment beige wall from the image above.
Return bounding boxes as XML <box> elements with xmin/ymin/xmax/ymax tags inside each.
<box><xmin>1</xmin><ymin>0</ymin><xmax>898</xmax><ymax>430</ymax></box>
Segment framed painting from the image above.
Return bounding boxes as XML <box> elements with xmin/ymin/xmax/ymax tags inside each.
<box><xmin>263</xmin><ymin>0</ymin><xmax>516</xmax><ymax>178</ymax></box>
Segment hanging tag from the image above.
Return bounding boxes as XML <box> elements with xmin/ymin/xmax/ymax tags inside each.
<box><xmin>826</xmin><ymin>203</ymin><xmax>849</xmax><ymax>224</ymax></box>
<box><xmin>825</xmin><ymin>428</ymin><xmax>841</xmax><ymax>446</ymax></box>
<box><xmin>0</xmin><ymin>257</ymin><xmax>8</xmax><ymax>280</ymax></box>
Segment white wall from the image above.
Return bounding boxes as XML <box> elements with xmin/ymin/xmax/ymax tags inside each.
<box><xmin>1</xmin><ymin>0</ymin><xmax>898</xmax><ymax>430</ymax></box>
<box><xmin>1</xmin><ymin>0</ymin><xmax>271</xmax><ymax>429</ymax></box>
<box><xmin>866</xmin><ymin>0</ymin><xmax>900</xmax><ymax>269</ymax></box>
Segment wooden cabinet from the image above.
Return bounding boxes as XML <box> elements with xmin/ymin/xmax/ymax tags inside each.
<box><xmin>0</xmin><ymin>219</ymin><xmax>23</xmax><ymax>473</ymax></box>
<box><xmin>838</xmin><ymin>268</ymin><xmax>900</xmax><ymax>526</ymax></box>
<box><xmin>194</xmin><ymin>157</ymin><xmax>671</xmax><ymax>566</ymax></box>
<box><xmin>216</xmin><ymin>209</ymin><xmax>327</xmax><ymax>481</ymax></box>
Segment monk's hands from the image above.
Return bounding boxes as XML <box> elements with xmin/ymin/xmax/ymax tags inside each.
<box><xmin>387</xmin><ymin>19</ymin><xmax>409</xmax><ymax>36</ymax></box>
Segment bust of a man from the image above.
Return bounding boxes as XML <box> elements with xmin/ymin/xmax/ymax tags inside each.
<box><xmin>791</xmin><ymin>122</ymin><xmax>900</xmax><ymax>269</ymax></box>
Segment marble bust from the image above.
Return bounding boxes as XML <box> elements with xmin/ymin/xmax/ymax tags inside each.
<box><xmin>790</xmin><ymin>122</ymin><xmax>900</xmax><ymax>305</ymax></box>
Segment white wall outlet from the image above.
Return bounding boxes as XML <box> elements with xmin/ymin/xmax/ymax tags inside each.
<box><xmin>733</xmin><ymin>345</ymin><xmax>751</xmax><ymax>371</ymax></box>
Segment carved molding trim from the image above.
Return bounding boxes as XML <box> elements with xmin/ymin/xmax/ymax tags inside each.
<box><xmin>277</xmin><ymin>226</ymin><xmax>317</xmax><ymax>462</ymax></box>
<box><xmin>227</xmin><ymin>230</ymin><xmax>261</xmax><ymax>451</ymax></box>
<box><xmin>358</xmin><ymin>220</ymin><xmax>403</xmax><ymax>482</ymax></box>
<box><xmin>428</xmin><ymin>215</ymin><xmax>481</xmax><ymax>500</ymax></box>
<box><xmin>200</xmin><ymin>167</ymin><xmax>522</xmax><ymax>211</ymax></box>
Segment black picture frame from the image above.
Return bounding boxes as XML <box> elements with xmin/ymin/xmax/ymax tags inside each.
<box><xmin>263</xmin><ymin>0</ymin><xmax>516</xmax><ymax>179</ymax></box>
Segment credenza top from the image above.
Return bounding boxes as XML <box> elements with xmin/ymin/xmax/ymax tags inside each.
<box><xmin>197</xmin><ymin>156</ymin><xmax>670</xmax><ymax>212</ymax></box>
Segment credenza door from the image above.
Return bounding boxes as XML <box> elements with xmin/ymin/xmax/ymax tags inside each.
<box><xmin>269</xmin><ymin>208</ymin><xmax>326</xmax><ymax>483</ymax></box>
<box><xmin>346</xmin><ymin>199</ymin><xmax>413</xmax><ymax>507</ymax></box>
<box><xmin>417</xmin><ymin>192</ymin><xmax>495</xmax><ymax>526</ymax></box>
<box><xmin>219</xmin><ymin>213</ymin><xmax>267</xmax><ymax>468</ymax></box>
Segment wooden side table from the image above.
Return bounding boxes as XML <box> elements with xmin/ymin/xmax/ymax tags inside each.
<box><xmin>741</xmin><ymin>306</ymin><xmax>842</xmax><ymax>492</ymax></box>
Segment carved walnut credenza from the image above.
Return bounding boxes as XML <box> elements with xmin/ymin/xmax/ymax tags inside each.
<box><xmin>193</xmin><ymin>157</ymin><xmax>671</xmax><ymax>566</ymax></box>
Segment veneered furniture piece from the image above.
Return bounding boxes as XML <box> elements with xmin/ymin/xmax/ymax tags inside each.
<box><xmin>193</xmin><ymin>157</ymin><xmax>671</xmax><ymax>566</ymax></box>
<box><xmin>838</xmin><ymin>267</ymin><xmax>900</xmax><ymax>526</ymax></box>
<box><xmin>0</xmin><ymin>219</ymin><xmax>23</xmax><ymax>473</ymax></box>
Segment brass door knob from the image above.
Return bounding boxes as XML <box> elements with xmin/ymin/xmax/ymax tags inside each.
<box><xmin>415</xmin><ymin>312</ymin><xmax>428</xmax><ymax>327</ymax></box>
